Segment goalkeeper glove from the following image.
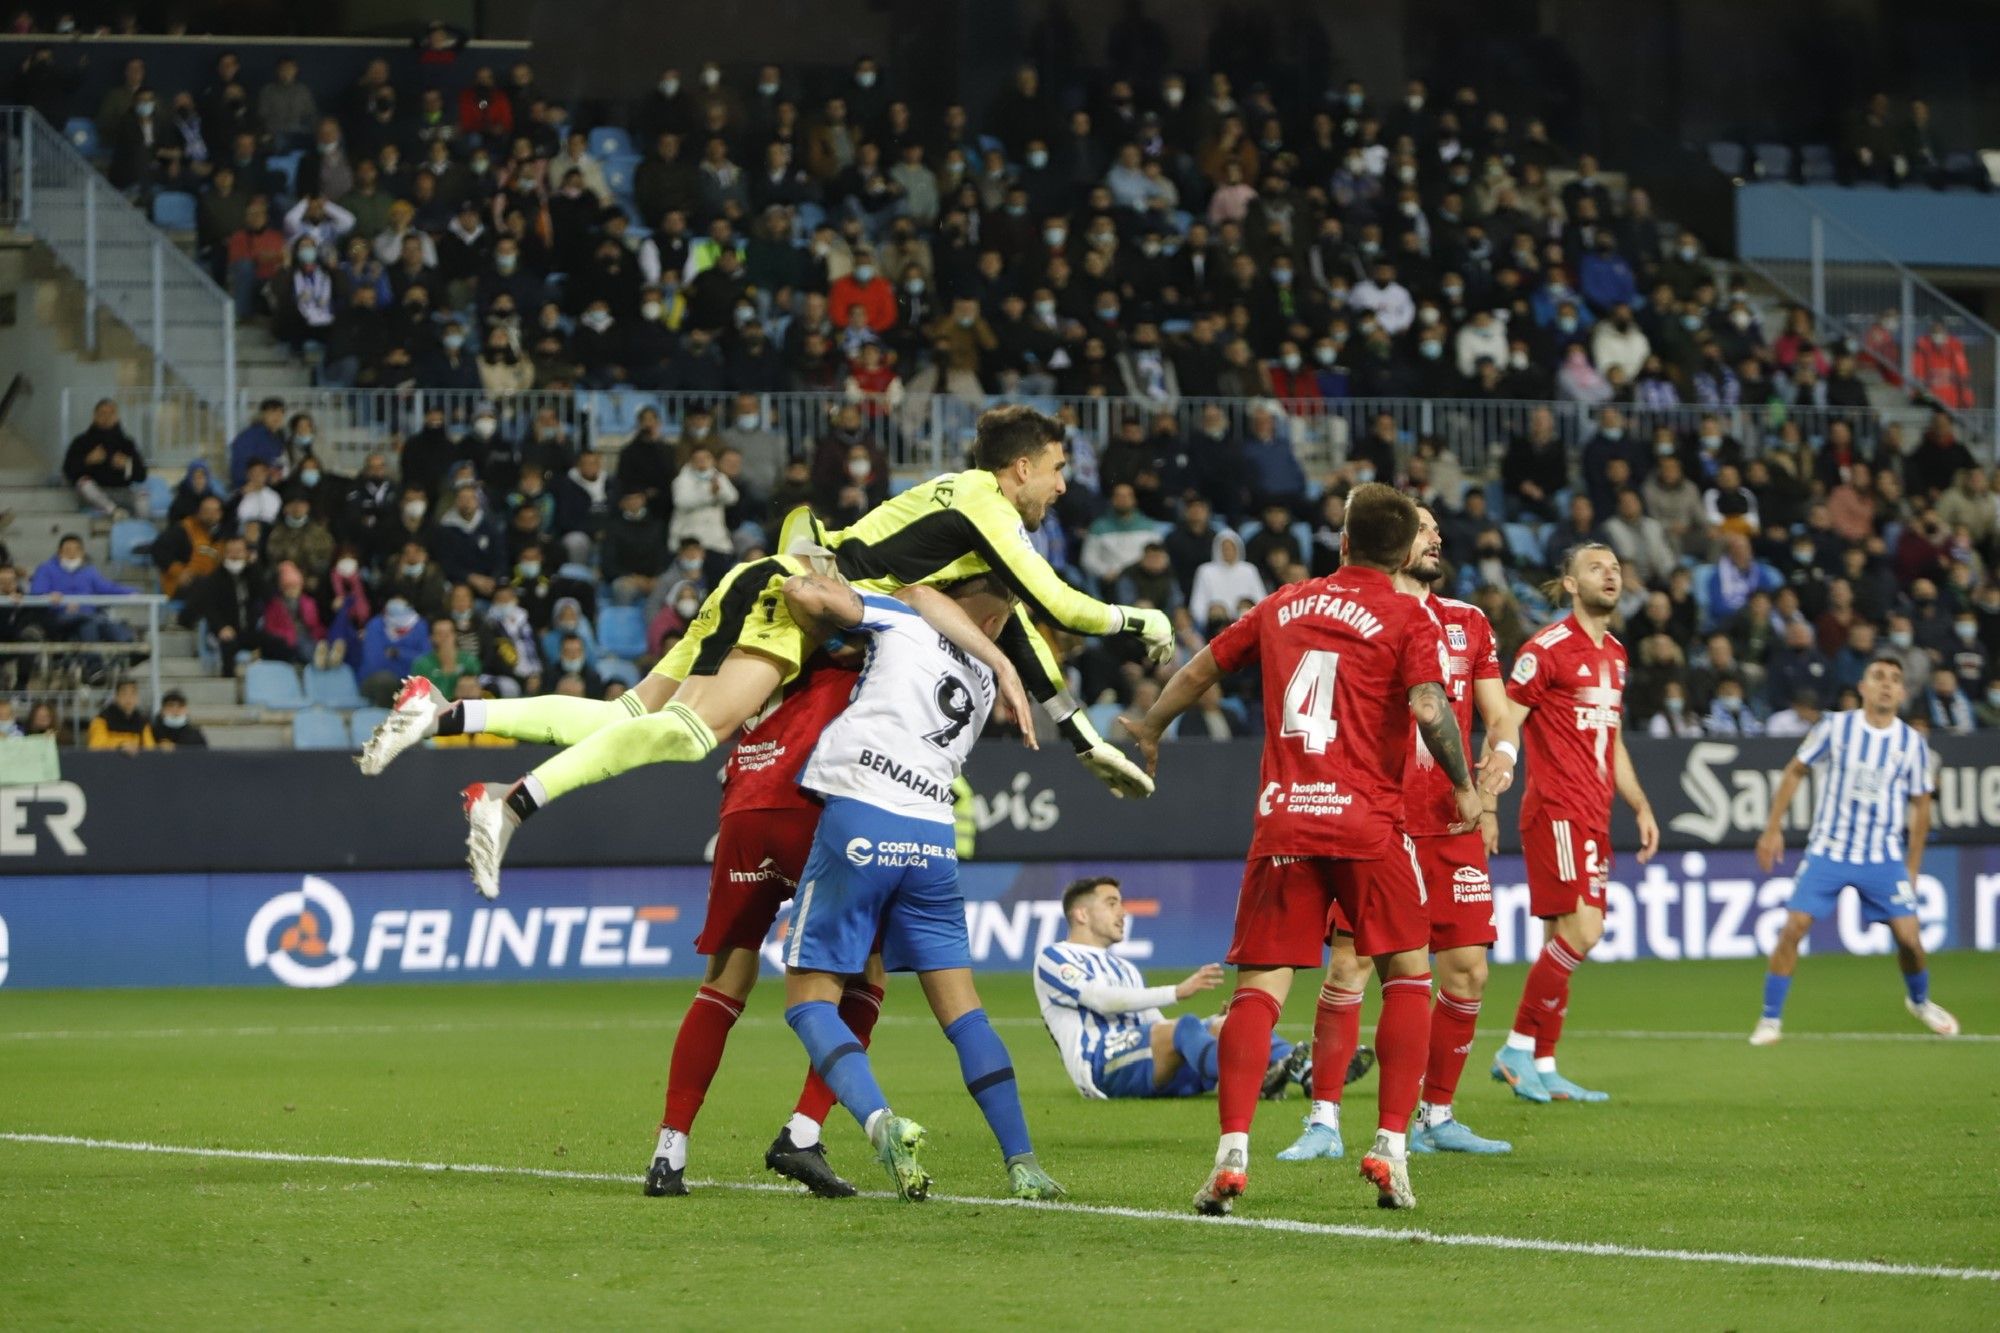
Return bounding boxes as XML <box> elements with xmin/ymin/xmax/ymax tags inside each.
<box><xmin>1081</xmin><ymin>742</ymin><xmax>1155</xmax><ymax>799</ymax></box>
<box><xmin>1118</xmin><ymin>605</ymin><xmax>1175</xmax><ymax>666</ymax></box>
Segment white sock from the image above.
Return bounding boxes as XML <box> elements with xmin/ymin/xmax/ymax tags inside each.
<box><xmin>1308</xmin><ymin>1099</ymin><xmax>1341</xmax><ymax>1130</ymax></box>
<box><xmin>654</xmin><ymin>1126</ymin><xmax>686</xmax><ymax>1170</ymax></box>
<box><xmin>1375</xmin><ymin>1129</ymin><xmax>1407</xmax><ymax>1159</ymax></box>
<box><xmin>1216</xmin><ymin>1131</ymin><xmax>1249</xmax><ymax>1165</ymax></box>
<box><xmin>1505</xmin><ymin>1031</ymin><xmax>1536</xmax><ymax>1052</ymax></box>
<box><xmin>1534</xmin><ymin>1056</ymin><xmax>1557</xmax><ymax>1074</ymax></box>
<box><xmin>1420</xmin><ymin>1100</ymin><xmax>1452</xmax><ymax>1128</ymax></box>
<box><xmin>785</xmin><ymin>1112</ymin><xmax>822</xmax><ymax>1149</ymax></box>
<box><xmin>520</xmin><ymin>773</ymin><xmax>549</xmax><ymax>807</ymax></box>
<box><xmin>459</xmin><ymin>697</ymin><xmax>487</xmax><ymax>732</ymax></box>
<box><xmin>863</xmin><ymin>1108</ymin><xmax>888</xmax><ymax>1144</ymax></box>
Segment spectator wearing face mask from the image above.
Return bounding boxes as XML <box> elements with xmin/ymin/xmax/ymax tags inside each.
<box><xmin>545</xmin><ymin>631</ymin><xmax>604</xmax><ymax>697</ymax></box>
<box><xmin>540</xmin><ymin>596</ymin><xmax>601</xmax><ymax>671</ymax></box>
<box><xmin>265</xmin><ymin>489</ymin><xmax>335</xmax><ymax>589</ymax></box>
<box><xmin>158</xmin><ymin>493</ymin><xmax>227</xmax><ymax>598</ymax></box>
<box><xmin>30</xmin><ymin>534</ymin><xmax>136</xmax><ymax>659</ymax></box>
<box><xmin>668</xmin><ymin>445</ymin><xmax>739</xmax><ymax>556</ymax></box>
<box><xmin>432</xmin><ymin>480</ymin><xmax>507</xmax><ymax>598</ymax></box>
<box><xmin>1702</xmin><ymin>676</ymin><xmax>1764</xmax><ymax>737</ymax></box>
<box><xmin>1927</xmin><ymin>666</ymin><xmax>1976</xmax><ymax>734</ymax></box>
<box><xmin>383</xmin><ymin>538</ymin><xmax>451</xmax><ymax>620</ymax></box>
<box><xmin>602</xmin><ymin>488</ymin><xmax>672</xmax><ymax>606</ymax></box>
<box><xmin>828</xmin><ymin>250</ymin><xmax>897</xmax><ymax>333</ymax></box>
<box><xmin>258</xmin><ymin>559</ymin><xmax>326</xmax><ymax>667</ymax></box>
<box><xmin>554</xmin><ymin>449</ymin><xmax>612</xmax><ymax>565</ymax></box>
<box><xmin>324</xmin><ymin>551</ymin><xmax>370</xmax><ymax>666</ymax></box>
<box><xmin>152</xmin><ymin>689</ymin><xmax>207</xmax><ymax>748</ymax></box>
<box><xmin>358</xmin><ymin>597</ymin><xmax>433</xmax><ymax>706</ymax></box>
<box><xmin>183</xmin><ymin>534</ymin><xmax>260</xmax><ymax>676</ymax></box>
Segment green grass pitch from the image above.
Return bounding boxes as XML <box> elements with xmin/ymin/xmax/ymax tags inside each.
<box><xmin>2</xmin><ymin>952</ymin><xmax>1996</xmax><ymax>1329</ymax></box>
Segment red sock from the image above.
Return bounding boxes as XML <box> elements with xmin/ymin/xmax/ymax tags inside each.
<box><xmin>1510</xmin><ymin>936</ymin><xmax>1582</xmax><ymax>1047</ymax></box>
<box><xmin>1217</xmin><ymin>987</ymin><xmax>1283</xmax><ymax>1135</ymax></box>
<box><xmin>1375</xmin><ymin>974</ymin><xmax>1432</xmax><ymax>1135</ymax></box>
<box><xmin>661</xmin><ymin>986</ymin><xmax>746</xmax><ymax>1133</ymax></box>
<box><xmin>1308</xmin><ymin>983</ymin><xmax>1365</xmax><ymax>1102</ymax></box>
<box><xmin>793</xmin><ymin>981</ymin><xmax>886</xmax><ymax>1124</ymax></box>
<box><xmin>1424</xmin><ymin>992</ymin><xmax>1482</xmax><ymax>1105</ymax></box>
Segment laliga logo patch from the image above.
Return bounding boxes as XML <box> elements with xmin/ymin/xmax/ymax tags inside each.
<box><xmin>245</xmin><ymin>875</ymin><xmax>358</xmax><ymax>989</ymax></box>
<box><xmin>1511</xmin><ymin>654</ymin><xmax>1537</xmax><ymax>685</ymax></box>
<box><xmin>845</xmin><ymin>837</ymin><xmax>876</xmax><ymax>867</ymax></box>
<box><xmin>1058</xmin><ymin>963</ymin><xmax>1083</xmax><ymax>986</ymax></box>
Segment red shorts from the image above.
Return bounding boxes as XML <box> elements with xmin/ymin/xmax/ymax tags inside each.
<box><xmin>694</xmin><ymin>807</ymin><xmax>820</xmax><ymax>955</ymax></box>
<box><xmin>1229</xmin><ymin>841</ymin><xmax>1429</xmax><ymax>967</ymax></box>
<box><xmin>1522</xmin><ymin>816</ymin><xmax>1611</xmax><ymax>918</ymax></box>
<box><xmin>1413</xmin><ymin>830</ymin><xmax>1497</xmax><ymax>952</ymax></box>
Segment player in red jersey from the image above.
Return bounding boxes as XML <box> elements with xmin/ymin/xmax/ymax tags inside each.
<box><xmin>1277</xmin><ymin>506</ymin><xmax>1520</xmax><ymax>1161</ymax></box>
<box><xmin>1124</xmin><ymin>485</ymin><xmax>1481</xmax><ymax>1214</ymax></box>
<box><xmin>644</xmin><ymin>655</ymin><xmax>890</xmax><ymax>1201</ymax></box>
<box><xmin>1488</xmin><ymin>542</ymin><xmax>1658</xmax><ymax>1104</ymax></box>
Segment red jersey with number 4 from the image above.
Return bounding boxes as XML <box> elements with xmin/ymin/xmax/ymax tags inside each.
<box><xmin>1209</xmin><ymin>565</ymin><xmax>1448</xmax><ymax>860</ymax></box>
<box><xmin>1404</xmin><ymin>595</ymin><xmax>1501</xmax><ymax>837</ymax></box>
<box><xmin>1506</xmin><ymin>615</ymin><xmax>1627</xmax><ymax>829</ymax></box>
<box><xmin>722</xmin><ymin>661</ymin><xmax>860</xmax><ymax>815</ymax></box>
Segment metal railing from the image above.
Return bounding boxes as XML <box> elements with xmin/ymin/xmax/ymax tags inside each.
<box><xmin>1738</xmin><ymin>182</ymin><xmax>2000</xmax><ymax>414</ymax></box>
<box><xmin>0</xmin><ymin>105</ymin><xmax>237</xmax><ymax>437</ymax></box>
<box><xmin>0</xmin><ymin>594</ymin><xmax>167</xmax><ymax>740</ymax></box>
<box><xmin>73</xmin><ymin>385</ymin><xmax>1980</xmax><ymax>483</ymax></box>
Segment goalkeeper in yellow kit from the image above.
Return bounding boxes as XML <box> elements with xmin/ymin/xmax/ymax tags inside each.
<box><xmin>357</xmin><ymin>405</ymin><xmax>1173</xmax><ymax>898</ymax></box>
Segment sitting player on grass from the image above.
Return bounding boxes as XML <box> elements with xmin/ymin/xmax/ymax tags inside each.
<box><xmin>1034</xmin><ymin>875</ymin><xmax>1323</xmax><ymax>1101</ymax></box>
<box><xmin>776</xmin><ymin>572</ymin><xmax>1065</xmax><ymax>1202</ymax></box>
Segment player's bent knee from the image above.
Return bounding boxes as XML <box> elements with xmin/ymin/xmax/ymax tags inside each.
<box><xmin>633</xmin><ymin>673</ymin><xmax>678</xmax><ymax>710</ymax></box>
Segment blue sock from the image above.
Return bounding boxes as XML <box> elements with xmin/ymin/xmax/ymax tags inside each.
<box><xmin>1903</xmin><ymin>969</ymin><xmax>1929</xmax><ymax>1007</ymax></box>
<box><xmin>1172</xmin><ymin>1012</ymin><xmax>1219</xmax><ymax>1088</ymax></box>
<box><xmin>1267</xmin><ymin>1032</ymin><xmax>1293</xmax><ymax>1065</ymax></box>
<box><xmin>785</xmin><ymin>1001</ymin><xmax>888</xmax><ymax>1134</ymax></box>
<box><xmin>1761</xmin><ymin>973</ymin><xmax>1792</xmax><ymax>1020</ymax></box>
<box><xmin>942</xmin><ymin>1009</ymin><xmax>1031</xmax><ymax>1160</ymax></box>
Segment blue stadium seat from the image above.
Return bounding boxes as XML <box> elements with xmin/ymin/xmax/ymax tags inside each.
<box><xmin>266</xmin><ymin>151</ymin><xmax>303</xmax><ymax>197</ymax></box>
<box><xmin>109</xmin><ymin>518</ymin><xmax>156</xmax><ymax>565</ymax></box>
<box><xmin>1799</xmin><ymin>144</ymin><xmax>1837</xmax><ymax>184</ymax></box>
<box><xmin>292</xmin><ymin>707</ymin><xmax>352</xmax><ymax>750</ymax></box>
<box><xmin>244</xmin><ymin>660</ymin><xmax>307</xmax><ymax>710</ymax></box>
<box><xmin>348</xmin><ymin>707</ymin><xmax>390</xmax><ymax>748</ymax></box>
<box><xmin>602</xmin><ymin>153</ymin><xmax>641</xmax><ymax>202</ymax></box>
<box><xmin>598</xmin><ymin>657</ymin><xmax>640</xmax><ymax>687</ymax></box>
<box><xmin>1753</xmin><ymin>143</ymin><xmax>1794</xmax><ymax>181</ymax></box>
<box><xmin>597</xmin><ymin>606</ymin><xmax>647</xmax><ymax>660</ymax></box>
<box><xmin>590</xmin><ymin>387</ymin><xmax>660</xmax><ymax>437</ymax></box>
<box><xmin>141</xmin><ymin>475</ymin><xmax>173</xmax><ymax>515</ymax></box>
<box><xmin>1502</xmin><ymin>522</ymin><xmax>1546</xmax><ymax>567</ymax></box>
<box><xmin>151</xmin><ymin>190</ymin><xmax>197</xmax><ymax>230</ymax></box>
<box><xmin>305</xmin><ymin>664</ymin><xmax>365</xmax><ymax>708</ymax></box>
<box><xmin>589</xmin><ymin>126</ymin><xmax>634</xmax><ymax>161</ymax></box>
<box><xmin>1707</xmin><ymin>142</ymin><xmax>1746</xmax><ymax>177</ymax></box>
<box><xmin>63</xmin><ymin>117</ymin><xmax>98</xmax><ymax>159</ymax></box>
<box><xmin>976</xmin><ymin>134</ymin><xmax>1004</xmax><ymax>158</ymax></box>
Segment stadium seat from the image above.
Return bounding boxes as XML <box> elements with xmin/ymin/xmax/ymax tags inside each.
<box><xmin>589</xmin><ymin>387</ymin><xmax>660</xmax><ymax>437</ymax></box>
<box><xmin>597</xmin><ymin>606</ymin><xmax>647</xmax><ymax>660</ymax></box>
<box><xmin>63</xmin><ymin>117</ymin><xmax>98</xmax><ymax>159</ymax></box>
<box><xmin>265</xmin><ymin>150</ymin><xmax>303</xmax><ymax>197</ymax></box>
<box><xmin>292</xmin><ymin>707</ymin><xmax>352</xmax><ymax>750</ymax></box>
<box><xmin>1799</xmin><ymin>144</ymin><xmax>1837</xmax><ymax>184</ymax></box>
<box><xmin>151</xmin><ymin>190</ymin><xmax>197</xmax><ymax>230</ymax></box>
<box><xmin>244</xmin><ymin>660</ymin><xmax>307</xmax><ymax>710</ymax></box>
<box><xmin>109</xmin><ymin>518</ymin><xmax>156</xmax><ymax>565</ymax></box>
<box><xmin>598</xmin><ymin>657</ymin><xmax>640</xmax><ymax>688</ymax></box>
<box><xmin>602</xmin><ymin>156</ymin><xmax>641</xmax><ymax>203</ymax></box>
<box><xmin>1707</xmin><ymin>141</ymin><xmax>1746</xmax><ymax>177</ymax></box>
<box><xmin>348</xmin><ymin>707</ymin><xmax>390</xmax><ymax>748</ymax></box>
<box><xmin>1502</xmin><ymin>522</ymin><xmax>1546</xmax><ymax>567</ymax></box>
<box><xmin>305</xmin><ymin>664</ymin><xmax>365</xmax><ymax>709</ymax></box>
<box><xmin>589</xmin><ymin>126</ymin><xmax>634</xmax><ymax>161</ymax></box>
<box><xmin>141</xmin><ymin>475</ymin><xmax>173</xmax><ymax>515</ymax></box>
<box><xmin>1752</xmin><ymin>143</ymin><xmax>1794</xmax><ymax>181</ymax></box>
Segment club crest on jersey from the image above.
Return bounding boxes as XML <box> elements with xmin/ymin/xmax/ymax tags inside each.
<box><xmin>1511</xmin><ymin>654</ymin><xmax>1537</xmax><ymax>685</ymax></box>
<box><xmin>1614</xmin><ymin>661</ymin><xmax>1628</xmax><ymax>688</ymax></box>
<box><xmin>1446</xmin><ymin>624</ymin><xmax>1468</xmax><ymax>651</ymax></box>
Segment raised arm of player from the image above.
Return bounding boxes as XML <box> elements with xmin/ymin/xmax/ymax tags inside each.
<box><xmin>1120</xmin><ymin>646</ymin><xmax>1224</xmax><ymax>778</ymax></box>
<box><xmin>1614</xmin><ymin>733</ymin><xmax>1660</xmax><ymax>864</ymax></box>
<box><xmin>995</xmin><ymin>607</ymin><xmax>1150</xmax><ymax>796</ymax></box>
<box><xmin>782</xmin><ymin>572</ymin><xmax>865</xmax><ymax>633</ymax></box>
<box><xmin>1905</xmin><ymin>792</ymin><xmax>1932</xmax><ymax>887</ymax></box>
<box><xmin>1411</xmin><ymin>681</ymin><xmax>1482</xmax><ymax>831</ymax></box>
<box><xmin>896</xmin><ymin>583</ymin><xmax>1039</xmax><ymax>752</ymax></box>
<box><xmin>1755</xmin><ymin>758</ymin><xmax>1811</xmax><ymax>873</ymax></box>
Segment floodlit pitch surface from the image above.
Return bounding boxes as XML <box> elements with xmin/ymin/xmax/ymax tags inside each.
<box><xmin>2</xmin><ymin>953</ymin><xmax>1995</xmax><ymax>1327</ymax></box>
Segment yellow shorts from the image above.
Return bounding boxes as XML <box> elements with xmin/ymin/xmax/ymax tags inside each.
<box><xmin>652</xmin><ymin>554</ymin><xmax>812</xmax><ymax>685</ymax></box>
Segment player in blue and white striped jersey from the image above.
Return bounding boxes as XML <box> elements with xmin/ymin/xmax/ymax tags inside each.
<box><xmin>1750</xmin><ymin>655</ymin><xmax>1959</xmax><ymax>1045</ymax></box>
<box><xmin>1033</xmin><ymin>878</ymin><xmax>1306</xmax><ymax>1099</ymax></box>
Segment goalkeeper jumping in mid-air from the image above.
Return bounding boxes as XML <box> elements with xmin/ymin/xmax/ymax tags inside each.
<box><xmin>358</xmin><ymin>404</ymin><xmax>1173</xmax><ymax>898</ymax></box>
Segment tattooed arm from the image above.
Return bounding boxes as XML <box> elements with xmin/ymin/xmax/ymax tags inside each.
<box><xmin>1410</xmin><ymin>681</ymin><xmax>1482</xmax><ymax>831</ymax></box>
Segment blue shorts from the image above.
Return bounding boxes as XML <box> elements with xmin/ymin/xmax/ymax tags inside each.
<box><xmin>783</xmin><ymin>797</ymin><xmax>969</xmax><ymax>976</ymax></box>
<box><xmin>1095</xmin><ymin>1014</ymin><xmax>1287</xmax><ymax>1100</ymax></box>
<box><xmin>1786</xmin><ymin>855</ymin><xmax>1917</xmax><ymax>927</ymax></box>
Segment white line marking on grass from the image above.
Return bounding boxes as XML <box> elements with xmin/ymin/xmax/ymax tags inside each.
<box><xmin>4</xmin><ymin>1131</ymin><xmax>1995</xmax><ymax>1284</ymax></box>
<box><xmin>2</xmin><ymin>1018</ymin><xmax>1989</xmax><ymax>1044</ymax></box>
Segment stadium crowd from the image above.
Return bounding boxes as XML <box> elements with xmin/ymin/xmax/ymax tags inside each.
<box><xmin>3</xmin><ymin>23</ymin><xmax>1999</xmax><ymax>746</ymax></box>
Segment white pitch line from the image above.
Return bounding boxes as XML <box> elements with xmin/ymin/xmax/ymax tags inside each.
<box><xmin>0</xmin><ymin>1017</ymin><xmax>1988</xmax><ymax>1044</ymax></box>
<box><xmin>2</xmin><ymin>1131</ymin><xmax>1995</xmax><ymax>1285</ymax></box>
